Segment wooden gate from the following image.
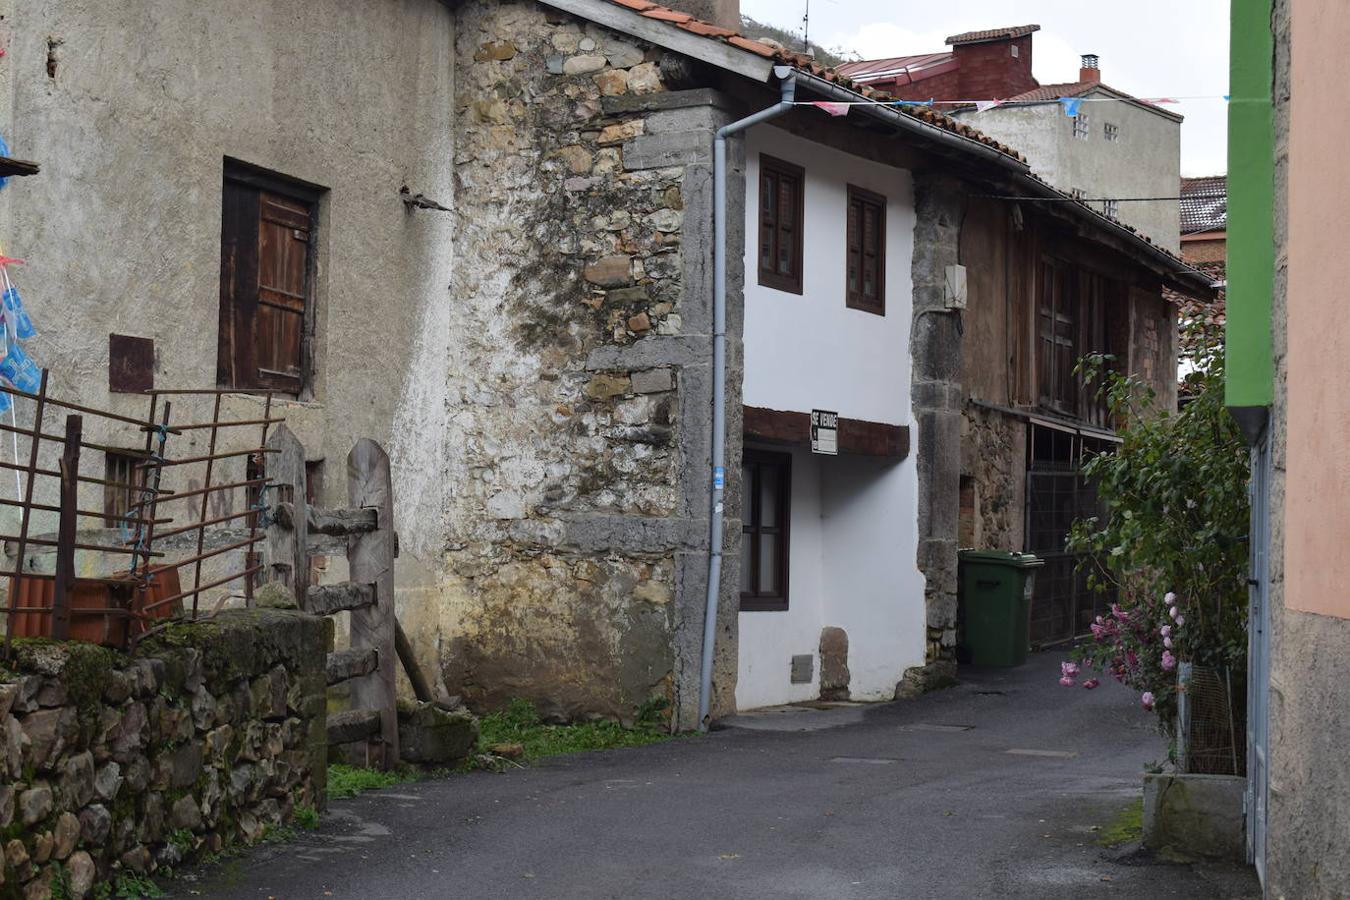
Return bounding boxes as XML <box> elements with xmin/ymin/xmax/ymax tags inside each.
<box><xmin>265</xmin><ymin>425</ymin><xmax>399</xmax><ymax>768</ymax></box>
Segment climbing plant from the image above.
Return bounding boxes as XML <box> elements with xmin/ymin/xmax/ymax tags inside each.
<box><xmin>1058</xmin><ymin>329</ymin><xmax>1250</xmax><ymax>726</ymax></box>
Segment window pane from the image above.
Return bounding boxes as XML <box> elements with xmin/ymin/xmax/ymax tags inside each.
<box><xmin>759</xmin><ymin>533</ymin><xmax>779</xmax><ymax>594</ymax></box>
<box><xmin>761</xmin><ymin>174</ymin><xmax>776</xmax><ymax>217</ymax></box>
<box><xmin>742</xmin><ymin>464</ymin><xmax>755</xmax><ymax>524</ymax></box>
<box><xmin>759</xmin><ymin>466</ymin><xmax>779</xmax><ymax>525</ymax></box>
<box><xmin>740</xmin><ymin>532</ymin><xmax>753</xmax><ymax>593</ymax></box>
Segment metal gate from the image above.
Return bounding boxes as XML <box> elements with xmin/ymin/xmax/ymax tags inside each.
<box><xmin>1246</xmin><ymin>430</ymin><xmax>1271</xmax><ymax>882</ymax></box>
<box><xmin>1024</xmin><ymin>427</ymin><xmax>1115</xmax><ymax>646</ymax></box>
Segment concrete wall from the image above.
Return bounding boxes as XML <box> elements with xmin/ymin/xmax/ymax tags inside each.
<box><xmin>0</xmin><ymin>0</ymin><xmax>456</xmax><ymax>682</ymax></box>
<box><xmin>1264</xmin><ymin>0</ymin><xmax>1350</xmax><ymax>893</ymax></box>
<box><xmin>958</xmin><ymin>93</ymin><xmax>1182</xmax><ymax>252</ymax></box>
<box><xmin>736</xmin><ymin>126</ymin><xmax>924</xmax><ymax>708</ymax></box>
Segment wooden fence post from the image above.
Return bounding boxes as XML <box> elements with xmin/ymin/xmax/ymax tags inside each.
<box><xmin>51</xmin><ymin>414</ymin><xmax>82</xmax><ymax>641</ymax></box>
<box><xmin>264</xmin><ymin>424</ymin><xmax>308</xmax><ymax>605</ymax></box>
<box><xmin>346</xmin><ymin>439</ymin><xmax>398</xmax><ymax>767</ymax></box>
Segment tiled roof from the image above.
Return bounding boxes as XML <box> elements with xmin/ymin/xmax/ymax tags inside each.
<box><xmin>945</xmin><ymin>25</ymin><xmax>1040</xmax><ymax>45</ymax></box>
<box><xmin>1167</xmin><ymin>262</ymin><xmax>1226</xmax><ymax>366</ymax></box>
<box><xmin>1179</xmin><ymin>176</ymin><xmax>1227</xmax><ymax>234</ymax></box>
<box><xmin>596</xmin><ymin>0</ymin><xmax>1026</xmax><ymax>161</ymax></box>
<box><xmin>835</xmin><ymin>52</ymin><xmax>954</xmax><ymax>84</ymax></box>
<box><xmin>1003</xmin><ymin>81</ymin><xmax>1097</xmax><ymax>103</ymax></box>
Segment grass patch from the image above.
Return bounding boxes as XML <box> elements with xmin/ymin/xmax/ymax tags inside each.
<box><xmin>294</xmin><ymin>805</ymin><xmax>320</xmax><ymax>830</ymax></box>
<box><xmin>1098</xmin><ymin>797</ymin><xmax>1145</xmax><ymax>847</ymax></box>
<box><xmin>327</xmin><ymin>763</ymin><xmax>422</xmax><ymax>800</ymax></box>
<box><xmin>475</xmin><ymin>698</ymin><xmax>675</xmax><ymax>764</ymax></box>
<box><xmin>91</xmin><ymin>873</ymin><xmax>166</xmax><ymax>899</ymax></box>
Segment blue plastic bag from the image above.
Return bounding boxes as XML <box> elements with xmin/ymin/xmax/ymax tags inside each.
<box><xmin>0</xmin><ymin>343</ymin><xmax>42</xmax><ymax>394</ymax></box>
<box><xmin>0</xmin><ymin>134</ymin><xmax>9</xmax><ymax>191</ymax></box>
<box><xmin>2</xmin><ymin>286</ymin><xmax>36</xmax><ymax>340</ymax></box>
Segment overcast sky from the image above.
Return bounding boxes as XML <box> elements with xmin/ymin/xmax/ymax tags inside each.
<box><xmin>741</xmin><ymin>0</ymin><xmax>1229</xmax><ymax>176</ymax></box>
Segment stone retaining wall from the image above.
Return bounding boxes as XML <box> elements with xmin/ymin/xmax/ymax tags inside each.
<box><xmin>0</xmin><ymin>608</ymin><xmax>329</xmax><ymax>898</ymax></box>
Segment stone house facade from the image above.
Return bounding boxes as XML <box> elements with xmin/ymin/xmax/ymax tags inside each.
<box><xmin>0</xmin><ymin>0</ymin><xmax>1211</xmax><ymax>730</ymax></box>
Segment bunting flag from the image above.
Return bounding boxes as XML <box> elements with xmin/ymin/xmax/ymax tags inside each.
<box><xmin>811</xmin><ymin>101</ymin><xmax>851</xmax><ymax>117</ymax></box>
<box><xmin>974</xmin><ymin>100</ymin><xmax>1003</xmax><ymax>112</ymax></box>
<box><xmin>1060</xmin><ymin>97</ymin><xmax>1084</xmax><ymax>117</ymax></box>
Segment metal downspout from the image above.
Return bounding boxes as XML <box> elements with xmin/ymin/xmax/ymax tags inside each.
<box><xmin>698</xmin><ymin>67</ymin><xmax>797</xmax><ymax>730</ymax></box>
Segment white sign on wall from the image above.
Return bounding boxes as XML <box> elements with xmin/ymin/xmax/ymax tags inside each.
<box><xmin>811</xmin><ymin>409</ymin><xmax>838</xmax><ymax>455</ymax></box>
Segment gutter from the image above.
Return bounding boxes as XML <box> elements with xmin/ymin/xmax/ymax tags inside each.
<box><xmin>697</xmin><ymin>66</ymin><xmax>797</xmax><ymax>731</ymax></box>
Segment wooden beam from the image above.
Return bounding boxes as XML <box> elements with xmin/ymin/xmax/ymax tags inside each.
<box><xmin>395</xmin><ymin>618</ymin><xmax>435</xmax><ymax>705</ymax></box>
<box><xmin>326</xmin><ymin>647</ymin><xmax>379</xmax><ymax>686</ymax></box>
<box><xmin>306</xmin><ymin>582</ymin><xmax>376</xmax><ymax>615</ymax></box>
<box><xmin>307</xmin><ymin>505</ymin><xmax>378</xmax><ymax>536</ymax></box>
<box><xmin>347</xmin><ymin>439</ymin><xmax>400</xmax><ymax>768</ymax></box>
<box><xmin>742</xmin><ymin>406</ymin><xmax>911</xmax><ymax>459</ymax></box>
<box><xmin>264</xmin><ymin>425</ymin><xmax>309</xmax><ymax>606</ymax></box>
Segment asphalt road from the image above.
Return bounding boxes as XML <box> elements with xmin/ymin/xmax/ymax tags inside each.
<box><xmin>183</xmin><ymin>652</ymin><xmax>1259</xmax><ymax>899</ymax></box>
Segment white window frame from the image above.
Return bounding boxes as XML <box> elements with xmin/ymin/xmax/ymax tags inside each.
<box><xmin>1104</xmin><ymin>122</ymin><xmax>1120</xmax><ymax>142</ymax></box>
<box><xmin>1073</xmin><ymin>113</ymin><xmax>1090</xmax><ymax>140</ymax></box>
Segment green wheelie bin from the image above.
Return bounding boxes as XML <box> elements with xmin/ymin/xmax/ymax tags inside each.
<box><xmin>957</xmin><ymin>550</ymin><xmax>1045</xmax><ymax>667</ymax></box>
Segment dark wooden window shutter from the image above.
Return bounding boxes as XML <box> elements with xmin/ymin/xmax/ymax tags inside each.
<box><xmin>218</xmin><ymin>162</ymin><xmax>320</xmax><ymax>394</ymax></box>
<box><xmin>846</xmin><ymin>185</ymin><xmax>886</xmax><ymax>315</ymax></box>
<box><xmin>757</xmin><ymin>155</ymin><xmax>805</xmax><ymax>294</ymax></box>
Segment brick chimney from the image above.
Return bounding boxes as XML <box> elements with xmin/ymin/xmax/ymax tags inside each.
<box><xmin>1079</xmin><ymin>53</ymin><xmax>1102</xmax><ymax>84</ymax></box>
<box><xmin>675</xmin><ymin>0</ymin><xmax>740</xmax><ymax>31</ymax></box>
<box><xmin>945</xmin><ymin>25</ymin><xmax>1040</xmax><ymax>100</ymax></box>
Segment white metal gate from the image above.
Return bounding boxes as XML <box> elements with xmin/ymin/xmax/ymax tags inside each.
<box><xmin>1246</xmin><ymin>430</ymin><xmax>1271</xmax><ymax>883</ymax></box>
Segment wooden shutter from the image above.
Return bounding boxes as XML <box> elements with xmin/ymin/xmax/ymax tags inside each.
<box><xmin>740</xmin><ymin>449</ymin><xmax>792</xmax><ymax>612</ymax></box>
<box><xmin>218</xmin><ymin>164</ymin><xmax>317</xmax><ymax>394</ymax></box>
<box><xmin>757</xmin><ymin>156</ymin><xmax>804</xmax><ymax>294</ymax></box>
<box><xmin>846</xmin><ymin>186</ymin><xmax>886</xmax><ymax>315</ymax></box>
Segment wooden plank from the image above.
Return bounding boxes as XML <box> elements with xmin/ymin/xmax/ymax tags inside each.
<box><xmin>51</xmin><ymin>416</ymin><xmax>82</xmax><ymax>642</ymax></box>
<box><xmin>305</xmin><ymin>582</ymin><xmax>376</xmax><ymax>615</ymax></box>
<box><xmin>346</xmin><ymin>439</ymin><xmax>399</xmax><ymax>768</ymax></box>
<box><xmin>742</xmin><ymin>406</ymin><xmax>910</xmax><ymax>460</ymax></box>
<box><xmin>326</xmin><ymin>709</ymin><xmax>381</xmax><ymax>745</ymax></box>
<box><xmin>308</xmin><ymin>506</ymin><xmax>378</xmax><ymax>536</ymax></box>
<box><xmin>326</xmin><ymin>647</ymin><xmax>379</xmax><ymax>686</ymax></box>
<box><xmin>395</xmin><ymin>618</ymin><xmax>434</xmax><ymax>705</ymax></box>
<box><xmin>264</xmin><ymin>425</ymin><xmax>309</xmax><ymax>606</ymax></box>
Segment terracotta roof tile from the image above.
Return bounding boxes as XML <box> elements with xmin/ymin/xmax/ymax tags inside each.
<box><xmin>726</xmin><ymin>34</ymin><xmax>778</xmax><ymax>57</ymax></box>
<box><xmin>945</xmin><ymin>25</ymin><xmax>1040</xmax><ymax>45</ymax></box>
<box><xmin>608</xmin><ymin>0</ymin><xmax>658</xmax><ymax>9</ymax></box>
<box><xmin>642</xmin><ymin>7</ymin><xmax>692</xmax><ymax>22</ymax></box>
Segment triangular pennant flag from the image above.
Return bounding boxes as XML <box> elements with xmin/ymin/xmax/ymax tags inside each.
<box><xmin>1060</xmin><ymin>97</ymin><xmax>1083</xmax><ymax>117</ymax></box>
<box><xmin>811</xmin><ymin>101</ymin><xmax>851</xmax><ymax>117</ymax></box>
<box><xmin>974</xmin><ymin>100</ymin><xmax>1003</xmax><ymax>112</ymax></box>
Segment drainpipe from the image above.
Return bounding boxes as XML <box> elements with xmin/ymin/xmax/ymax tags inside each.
<box><xmin>698</xmin><ymin>66</ymin><xmax>797</xmax><ymax>731</ymax></box>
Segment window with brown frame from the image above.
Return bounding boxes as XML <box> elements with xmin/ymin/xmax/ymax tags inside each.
<box><xmin>1036</xmin><ymin>259</ymin><xmax>1117</xmax><ymax>423</ymax></box>
<box><xmin>740</xmin><ymin>449</ymin><xmax>791</xmax><ymax>612</ymax></box>
<box><xmin>103</xmin><ymin>451</ymin><xmax>146</xmax><ymax>527</ymax></box>
<box><xmin>218</xmin><ymin>161</ymin><xmax>323</xmax><ymax>395</ymax></box>
<box><xmin>846</xmin><ymin>185</ymin><xmax>886</xmax><ymax>314</ymax></box>
<box><xmin>758</xmin><ymin>155</ymin><xmax>805</xmax><ymax>294</ymax></box>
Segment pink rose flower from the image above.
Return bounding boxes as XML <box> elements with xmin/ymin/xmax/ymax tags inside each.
<box><xmin>1161</xmin><ymin>650</ymin><xmax>1177</xmax><ymax>671</ymax></box>
<box><xmin>1164</xmin><ymin>592</ymin><xmax>1177</xmax><ymax>605</ymax></box>
<box><xmin>1175</xmin><ymin>615</ymin><xmax>1186</xmax><ymax>627</ymax></box>
<box><xmin>1141</xmin><ymin>691</ymin><xmax>1156</xmax><ymax>711</ymax></box>
<box><xmin>1169</xmin><ymin>606</ymin><xmax>1179</xmax><ymax>620</ymax></box>
<box><xmin>1061</xmin><ymin>661</ymin><xmax>1080</xmax><ymax>678</ymax></box>
<box><xmin>1059</xmin><ymin>676</ymin><xmax>1076</xmax><ymax>687</ymax></box>
<box><xmin>1160</xmin><ymin>625</ymin><xmax>1172</xmax><ymax>638</ymax></box>
<box><xmin>1083</xmin><ymin>678</ymin><xmax>1100</xmax><ymax>690</ymax></box>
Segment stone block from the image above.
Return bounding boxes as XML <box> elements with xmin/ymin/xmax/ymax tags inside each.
<box><xmin>597</xmin><ymin>120</ymin><xmax>644</xmax><ymax>145</ymax></box>
<box><xmin>473</xmin><ymin>40</ymin><xmax>516</xmax><ymax>62</ymax></box>
<box><xmin>18</xmin><ymin>782</ymin><xmax>52</xmax><ymax>826</ymax></box>
<box><xmin>79</xmin><ymin>803</ymin><xmax>112</xmax><ymax>846</ymax></box>
<box><xmin>584</xmin><ymin>373</ymin><xmax>631</xmax><ymax>400</ymax></box>
<box><xmin>818</xmin><ymin>627</ymin><xmax>851</xmax><ymax>701</ymax></box>
<box><xmin>627</xmin><ymin>62</ymin><xmax>663</xmax><ymax>94</ymax></box>
<box><xmin>563</xmin><ymin>54</ymin><xmax>607</xmax><ymax>76</ymax></box>
<box><xmin>584</xmin><ymin>255</ymin><xmax>632</xmax><ymax>286</ymax></box>
<box><xmin>622</xmin><ymin>132</ymin><xmax>710</xmax><ymax>170</ymax></box>
<box><xmin>67</xmin><ymin>850</ymin><xmax>95</xmax><ymax>897</ymax></box>
<box><xmin>52</xmin><ymin>811</ymin><xmax>80</xmax><ymax>859</ymax></box>
<box><xmin>1142</xmin><ymin>773</ymin><xmax>1246</xmax><ymax>861</ymax></box>
<box><xmin>169</xmin><ymin>795</ymin><xmax>203</xmax><ymax>832</ymax></box>
<box><xmin>58</xmin><ymin>749</ymin><xmax>96</xmax><ymax>808</ymax></box>
<box><xmin>397</xmin><ymin>703</ymin><xmax>480</xmax><ymax>766</ymax></box>
<box><xmin>631</xmin><ymin>368</ymin><xmax>674</xmax><ymax>394</ymax></box>
<box><xmin>593</xmin><ymin>69</ymin><xmax>628</xmax><ymax>96</ymax></box>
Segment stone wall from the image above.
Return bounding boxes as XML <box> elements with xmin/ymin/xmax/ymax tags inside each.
<box><xmin>959</xmin><ymin>406</ymin><xmax>1026</xmax><ymax>551</ymax></box>
<box><xmin>903</xmin><ymin>174</ymin><xmax>965</xmax><ymax>694</ymax></box>
<box><xmin>443</xmin><ymin>1</ymin><xmax>738</xmax><ymax>728</ymax></box>
<box><xmin>0</xmin><ymin>609</ymin><xmax>328</xmax><ymax>898</ymax></box>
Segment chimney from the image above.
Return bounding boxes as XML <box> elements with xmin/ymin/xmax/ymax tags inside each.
<box><xmin>1079</xmin><ymin>53</ymin><xmax>1101</xmax><ymax>84</ymax></box>
<box><xmin>675</xmin><ymin>0</ymin><xmax>740</xmax><ymax>31</ymax></box>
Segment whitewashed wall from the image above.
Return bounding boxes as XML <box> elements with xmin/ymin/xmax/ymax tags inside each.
<box><xmin>736</xmin><ymin>125</ymin><xmax>926</xmax><ymax>709</ymax></box>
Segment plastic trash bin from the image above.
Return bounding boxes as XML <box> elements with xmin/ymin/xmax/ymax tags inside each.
<box><xmin>958</xmin><ymin>550</ymin><xmax>1044</xmax><ymax>667</ymax></box>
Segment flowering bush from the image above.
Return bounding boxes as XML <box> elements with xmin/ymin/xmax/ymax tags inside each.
<box><xmin>1057</xmin><ymin>331</ymin><xmax>1249</xmax><ymax>726</ymax></box>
